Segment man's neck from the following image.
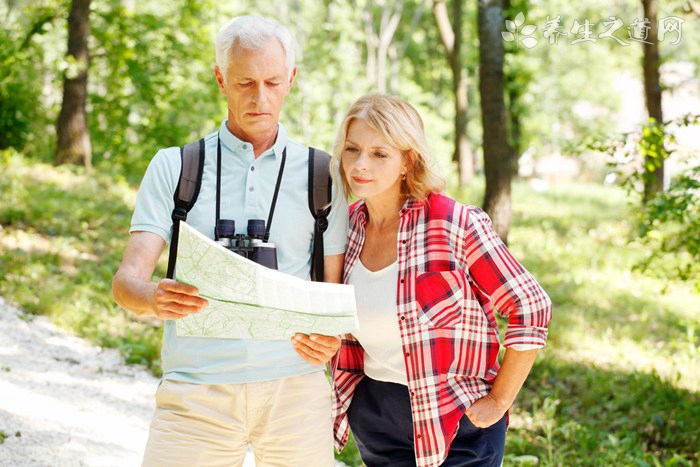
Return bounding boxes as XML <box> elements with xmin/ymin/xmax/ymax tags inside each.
<box><xmin>226</xmin><ymin>122</ymin><xmax>279</xmax><ymax>159</ymax></box>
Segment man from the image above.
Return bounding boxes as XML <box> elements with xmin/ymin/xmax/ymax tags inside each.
<box><xmin>112</xmin><ymin>15</ymin><xmax>348</xmax><ymax>466</ymax></box>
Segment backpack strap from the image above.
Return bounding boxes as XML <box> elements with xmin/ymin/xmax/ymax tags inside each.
<box><xmin>308</xmin><ymin>147</ymin><xmax>332</xmax><ymax>282</ymax></box>
<box><xmin>166</xmin><ymin>138</ymin><xmax>205</xmax><ymax>279</ymax></box>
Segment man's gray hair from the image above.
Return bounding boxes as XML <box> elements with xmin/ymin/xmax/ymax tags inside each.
<box><xmin>215</xmin><ymin>15</ymin><xmax>296</xmax><ymax>82</ymax></box>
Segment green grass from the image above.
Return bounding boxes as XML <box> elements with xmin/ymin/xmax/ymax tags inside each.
<box><xmin>1</xmin><ymin>154</ymin><xmax>698</xmax><ymax>465</ymax></box>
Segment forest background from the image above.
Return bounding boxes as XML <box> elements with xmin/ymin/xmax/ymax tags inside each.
<box><xmin>1</xmin><ymin>0</ymin><xmax>699</xmax><ymax>465</ymax></box>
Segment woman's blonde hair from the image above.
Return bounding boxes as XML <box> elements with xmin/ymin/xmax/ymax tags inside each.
<box><xmin>331</xmin><ymin>94</ymin><xmax>445</xmax><ymax>202</ymax></box>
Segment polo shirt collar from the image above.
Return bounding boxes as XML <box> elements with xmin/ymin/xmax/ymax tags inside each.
<box><xmin>217</xmin><ymin>120</ymin><xmax>289</xmax><ymax>159</ymax></box>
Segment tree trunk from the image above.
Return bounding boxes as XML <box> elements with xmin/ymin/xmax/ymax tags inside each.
<box><xmin>433</xmin><ymin>0</ymin><xmax>473</xmax><ymax>186</ymax></box>
<box><xmin>642</xmin><ymin>0</ymin><xmax>664</xmax><ymax>202</ymax></box>
<box><xmin>56</xmin><ymin>0</ymin><xmax>92</xmax><ymax>169</ymax></box>
<box><xmin>478</xmin><ymin>0</ymin><xmax>512</xmax><ymax>243</ymax></box>
<box><xmin>503</xmin><ymin>0</ymin><xmax>523</xmax><ymax>169</ymax></box>
<box><xmin>364</xmin><ymin>1</ymin><xmax>402</xmax><ymax>94</ymax></box>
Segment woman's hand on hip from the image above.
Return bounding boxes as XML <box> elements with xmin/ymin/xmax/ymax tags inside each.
<box><xmin>465</xmin><ymin>393</ymin><xmax>508</xmax><ymax>428</ymax></box>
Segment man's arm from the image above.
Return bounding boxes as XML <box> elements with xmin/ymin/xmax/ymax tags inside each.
<box><xmin>291</xmin><ymin>253</ymin><xmax>345</xmax><ymax>365</ymax></box>
<box><xmin>112</xmin><ymin>231</ymin><xmax>208</xmax><ymax>320</ymax></box>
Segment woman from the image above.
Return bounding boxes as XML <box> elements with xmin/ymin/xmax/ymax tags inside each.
<box><xmin>330</xmin><ymin>94</ymin><xmax>552</xmax><ymax>467</ymax></box>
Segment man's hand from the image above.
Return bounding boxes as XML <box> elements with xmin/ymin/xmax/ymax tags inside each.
<box><xmin>291</xmin><ymin>334</ymin><xmax>341</xmax><ymax>365</ymax></box>
<box><xmin>152</xmin><ymin>278</ymin><xmax>208</xmax><ymax>320</ymax></box>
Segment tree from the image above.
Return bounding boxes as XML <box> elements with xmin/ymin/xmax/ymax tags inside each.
<box><xmin>433</xmin><ymin>0</ymin><xmax>473</xmax><ymax>186</ymax></box>
<box><xmin>55</xmin><ymin>0</ymin><xmax>91</xmax><ymax>169</ymax></box>
<box><xmin>362</xmin><ymin>0</ymin><xmax>403</xmax><ymax>93</ymax></box>
<box><xmin>478</xmin><ymin>0</ymin><xmax>512</xmax><ymax>242</ymax></box>
<box><xmin>641</xmin><ymin>0</ymin><xmax>664</xmax><ymax>202</ymax></box>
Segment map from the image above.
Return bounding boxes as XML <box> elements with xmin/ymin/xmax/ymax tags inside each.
<box><xmin>174</xmin><ymin>221</ymin><xmax>359</xmax><ymax>340</ymax></box>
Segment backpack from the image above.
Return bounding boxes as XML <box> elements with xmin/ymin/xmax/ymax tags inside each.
<box><xmin>165</xmin><ymin>138</ymin><xmax>333</xmax><ymax>282</ymax></box>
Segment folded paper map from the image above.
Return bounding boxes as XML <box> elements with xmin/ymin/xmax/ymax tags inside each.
<box><xmin>174</xmin><ymin>221</ymin><xmax>359</xmax><ymax>340</ymax></box>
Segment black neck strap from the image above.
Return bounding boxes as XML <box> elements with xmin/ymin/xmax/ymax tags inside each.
<box><xmin>215</xmin><ymin>136</ymin><xmax>286</xmax><ymax>241</ymax></box>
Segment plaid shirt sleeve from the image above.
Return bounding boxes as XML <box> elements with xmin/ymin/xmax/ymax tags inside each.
<box><xmin>452</xmin><ymin>204</ymin><xmax>552</xmax><ymax>348</ymax></box>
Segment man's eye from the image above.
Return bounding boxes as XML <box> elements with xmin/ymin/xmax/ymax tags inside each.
<box><xmin>267</xmin><ymin>82</ymin><xmax>281</xmax><ymax>87</ymax></box>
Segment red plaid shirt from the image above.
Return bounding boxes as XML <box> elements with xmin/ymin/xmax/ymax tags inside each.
<box><xmin>331</xmin><ymin>193</ymin><xmax>552</xmax><ymax>467</ymax></box>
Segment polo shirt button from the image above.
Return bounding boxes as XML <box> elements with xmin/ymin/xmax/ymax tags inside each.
<box><xmin>250</xmin><ymin>166</ymin><xmax>255</xmax><ymax>171</ymax></box>
<box><xmin>249</xmin><ymin>187</ymin><xmax>254</xmax><ymax>192</ymax></box>
<box><xmin>242</xmin><ymin>144</ymin><xmax>248</xmax><ymax>150</ymax></box>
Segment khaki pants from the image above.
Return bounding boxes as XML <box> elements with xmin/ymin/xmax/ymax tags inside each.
<box><xmin>141</xmin><ymin>371</ymin><xmax>334</xmax><ymax>467</ymax></box>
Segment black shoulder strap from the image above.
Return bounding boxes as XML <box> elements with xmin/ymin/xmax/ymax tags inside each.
<box><xmin>308</xmin><ymin>147</ymin><xmax>332</xmax><ymax>282</ymax></box>
<box><xmin>166</xmin><ymin>138</ymin><xmax>205</xmax><ymax>279</ymax></box>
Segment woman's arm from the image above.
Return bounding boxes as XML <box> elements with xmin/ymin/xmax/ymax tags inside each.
<box><xmin>465</xmin><ymin>347</ymin><xmax>539</xmax><ymax>427</ymax></box>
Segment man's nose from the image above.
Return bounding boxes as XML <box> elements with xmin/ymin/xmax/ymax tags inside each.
<box><xmin>251</xmin><ymin>84</ymin><xmax>268</xmax><ymax>103</ymax></box>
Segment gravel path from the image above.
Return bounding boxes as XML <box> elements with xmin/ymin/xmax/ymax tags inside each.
<box><xmin>0</xmin><ymin>297</ymin><xmax>158</xmax><ymax>466</ymax></box>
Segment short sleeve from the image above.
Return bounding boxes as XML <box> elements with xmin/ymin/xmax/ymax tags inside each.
<box><xmin>322</xmin><ymin>174</ymin><xmax>349</xmax><ymax>256</ymax></box>
<box><xmin>130</xmin><ymin>147</ymin><xmax>181</xmax><ymax>243</ymax></box>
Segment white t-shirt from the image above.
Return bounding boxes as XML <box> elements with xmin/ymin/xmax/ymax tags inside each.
<box><xmin>348</xmin><ymin>259</ymin><xmax>407</xmax><ymax>385</ymax></box>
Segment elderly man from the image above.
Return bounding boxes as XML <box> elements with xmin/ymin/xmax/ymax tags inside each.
<box><xmin>112</xmin><ymin>15</ymin><xmax>348</xmax><ymax>466</ymax></box>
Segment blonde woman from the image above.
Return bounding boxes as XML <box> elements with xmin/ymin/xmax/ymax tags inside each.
<box><xmin>330</xmin><ymin>94</ymin><xmax>552</xmax><ymax>467</ymax></box>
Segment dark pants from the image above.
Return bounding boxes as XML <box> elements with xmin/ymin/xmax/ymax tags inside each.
<box><xmin>347</xmin><ymin>377</ymin><xmax>506</xmax><ymax>467</ymax></box>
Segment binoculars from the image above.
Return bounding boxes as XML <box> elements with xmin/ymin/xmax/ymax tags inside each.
<box><xmin>215</xmin><ymin>219</ymin><xmax>278</xmax><ymax>270</ymax></box>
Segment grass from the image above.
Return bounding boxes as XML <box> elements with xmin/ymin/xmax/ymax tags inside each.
<box><xmin>1</xmin><ymin>154</ymin><xmax>698</xmax><ymax>465</ymax></box>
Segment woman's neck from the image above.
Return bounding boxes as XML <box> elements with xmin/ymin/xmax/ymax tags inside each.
<box><xmin>364</xmin><ymin>194</ymin><xmax>405</xmax><ymax>230</ymax></box>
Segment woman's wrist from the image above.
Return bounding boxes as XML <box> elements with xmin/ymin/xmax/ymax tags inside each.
<box><xmin>486</xmin><ymin>391</ymin><xmax>509</xmax><ymax>412</ymax></box>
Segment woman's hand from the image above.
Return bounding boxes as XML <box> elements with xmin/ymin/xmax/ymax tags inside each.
<box><xmin>465</xmin><ymin>393</ymin><xmax>508</xmax><ymax>428</ymax></box>
<box><xmin>291</xmin><ymin>334</ymin><xmax>341</xmax><ymax>365</ymax></box>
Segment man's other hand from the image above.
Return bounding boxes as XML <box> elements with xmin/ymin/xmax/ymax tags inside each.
<box><xmin>291</xmin><ymin>334</ymin><xmax>341</xmax><ymax>365</ymax></box>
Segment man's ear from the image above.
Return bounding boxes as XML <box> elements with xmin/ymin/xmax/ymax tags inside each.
<box><xmin>288</xmin><ymin>66</ymin><xmax>297</xmax><ymax>89</ymax></box>
<box><xmin>214</xmin><ymin>66</ymin><xmax>226</xmax><ymax>94</ymax></box>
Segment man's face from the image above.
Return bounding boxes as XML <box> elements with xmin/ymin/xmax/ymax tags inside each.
<box><xmin>215</xmin><ymin>39</ymin><xmax>295</xmax><ymax>143</ymax></box>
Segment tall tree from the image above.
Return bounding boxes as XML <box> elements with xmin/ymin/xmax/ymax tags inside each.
<box><xmin>56</xmin><ymin>0</ymin><xmax>91</xmax><ymax>169</ymax></box>
<box><xmin>478</xmin><ymin>0</ymin><xmax>512</xmax><ymax>242</ymax></box>
<box><xmin>641</xmin><ymin>0</ymin><xmax>664</xmax><ymax>202</ymax></box>
<box><xmin>363</xmin><ymin>0</ymin><xmax>403</xmax><ymax>93</ymax></box>
<box><xmin>433</xmin><ymin>0</ymin><xmax>473</xmax><ymax>186</ymax></box>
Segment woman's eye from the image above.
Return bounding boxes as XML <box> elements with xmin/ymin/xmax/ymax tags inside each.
<box><xmin>345</xmin><ymin>147</ymin><xmax>358</xmax><ymax>153</ymax></box>
<box><xmin>374</xmin><ymin>152</ymin><xmax>386</xmax><ymax>158</ymax></box>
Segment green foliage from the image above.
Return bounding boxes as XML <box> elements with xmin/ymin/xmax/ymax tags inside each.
<box><xmin>0</xmin><ymin>1</ymin><xmax>62</xmax><ymax>154</ymax></box>
<box><xmin>88</xmin><ymin>0</ymin><xmax>223</xmax><ymax>181</ymax></box>
<box><xmin>636</xmin><ymin>165</ymin><xmax>700</xmax><ymax>289</ymax></box>
<box><xmin>582</xmin><ymin>114</ymin><xmax>700</xmax><ymax>288</ymax></box>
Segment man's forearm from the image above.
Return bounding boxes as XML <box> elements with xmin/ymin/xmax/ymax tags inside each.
<box><xmin>112</xmin><ymin>271</ymin><xmax>158</xmax><ymax>317</ymax></box>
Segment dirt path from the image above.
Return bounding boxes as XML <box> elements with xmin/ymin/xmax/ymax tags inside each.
<box><xmin>0</xmin><ymin>297</ymin><xmax>157</xmax><ymax>466</ymax></box>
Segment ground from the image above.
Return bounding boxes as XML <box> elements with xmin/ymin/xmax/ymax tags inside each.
<box><xmin>0</xmin><ymin>296</ymin><xmax>157</xmax><ymax>466</ymax></box>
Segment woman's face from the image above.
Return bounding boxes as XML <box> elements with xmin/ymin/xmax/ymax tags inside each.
<box><xmin>342</xmin><ymin>119</ymin><xmax>406</xmax><ymax>203</ymax></box>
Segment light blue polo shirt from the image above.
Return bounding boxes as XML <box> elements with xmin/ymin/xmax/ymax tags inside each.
<box><xmin>131</xmin><ymin>121</ymin><xmax>349</xmax><ymax>384</ymax></box>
